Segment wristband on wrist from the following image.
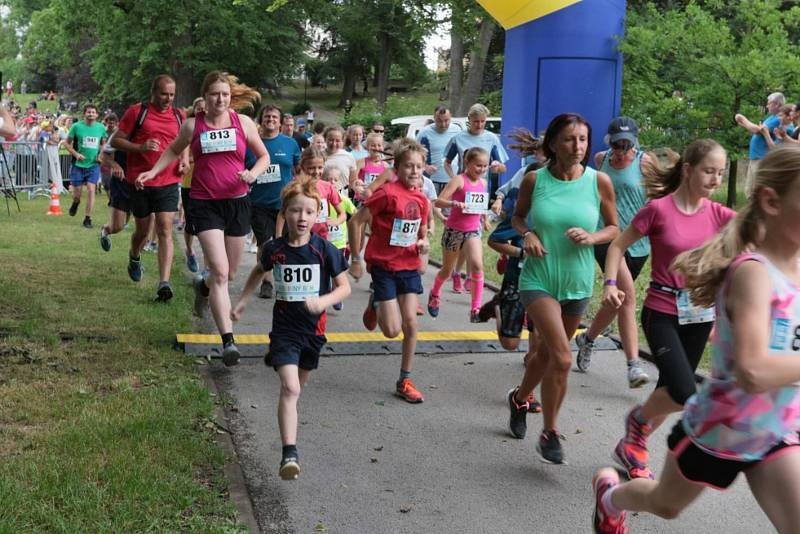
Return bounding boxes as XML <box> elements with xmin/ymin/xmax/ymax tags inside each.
<box><xmin>522</xmin><ymin>230</ymin><xmax>532</xmax><ymax>238</ymax></box>
<box><xmin>603</xmin><ymin>279</ymin><xmax>617</xmax><ymax>287</ymax></box>
<box><xmin>351</xmin><ymin>255</ymin><xmax>362</xmax><ymax>262</ymax></box>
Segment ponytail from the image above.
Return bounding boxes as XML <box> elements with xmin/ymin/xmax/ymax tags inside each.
<box><xmin>200</xmin><ymin>71</ymin><xmax>260</xmax><ymax>113</ymax></box>
<box><xmin>674</xmin><ymin>144</ymin><xmax>800</xmax><ymax>306</ymax></box>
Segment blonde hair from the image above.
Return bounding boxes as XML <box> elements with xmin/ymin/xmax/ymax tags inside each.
<box><xmin>187</xmin><ymin>97</ymin><xmax>205</xmax><ymax>118</ymax></box>
<box><xmin>280</xmin><ymin>178</ymin><xmax>321</xmax><ymax>212</ymax></box>
<box><xmin>324</xmin><ymin>125</ymin><xmax>345</xmax><ymax>140</ymax></box>
<box><xmin>673</xmin><ymin>144</ymin><xmax>800</xmax><ymax>307</ymax></box>
<box><xmin>644</xmin><ymin>139</ymin><xmax>724</xmax><ymax>200</ymax></box>
<box><xmin>299</xmin><ymin>146</ymin><xmax>326</xmax><ymax>171</ymax></box>
<box><xmin>322</xmin><ymin>166</ymin><xmax>342</xmax><ymax>183</ymax></box>
<box><xmin>391</xmin><ymin>138</ymin><xmax>427</xmax><ymax>168</ymax></box>
<box><xmin>365</xmin><ymin>132</ymin><xmax>384</xmax><ymax>147</ymax></box>
<box><xmin>345</xmin><ymin>124</ymin><xmax>364</xmax><ymax>149</ymax></box>
<box><xmin>199</xmin><ymin>71</ymin><xmax>260</xmax><ymax>112</ymax></box>
<box><xmin>467</xmin><ymin>103</ymin><xmax>490</xmax><ymax>119</ymax></box>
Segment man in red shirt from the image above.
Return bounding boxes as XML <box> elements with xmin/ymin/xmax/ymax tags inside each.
<box><xmin>111</xmin><ymin>75</ymin><xmax>188</xmax><ymax>301</ymax></box>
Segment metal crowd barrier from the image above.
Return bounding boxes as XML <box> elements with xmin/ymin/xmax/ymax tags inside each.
<box><xmin>0</xmin><ymin>141</ymin><xmax>54</xmax><ymax>199</ymax></box>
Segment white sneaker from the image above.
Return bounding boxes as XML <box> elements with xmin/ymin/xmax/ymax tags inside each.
<box><xmin>575</xmin><ymin>332</ymin><xmax>594</xmax><ymax>372</ymax></box>
<box><xmin>627</xmin><ymin>360</ymin><xmax>650</xmax><ymax>388</ymax></box>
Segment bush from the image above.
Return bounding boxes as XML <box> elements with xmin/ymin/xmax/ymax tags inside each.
<box><xmin>342</xmin><ymin>92</ymin><xmax>445</xmax><ymax>137</ymax></box>
<box><xmin>291</xmin><ymin>101</ymin><xmax>311</xmax><ymax>116</ymax></box>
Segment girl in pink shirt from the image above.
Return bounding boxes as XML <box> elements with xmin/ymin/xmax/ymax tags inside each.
<box><xmin>428</xmin><ymin>147</ymin><xmax>491</xmax><ymax>322</ymax></box>
<box><xmin>592</xmin><ymin>143</ymin><xmax>800</xmax><ymax>534</ymax></box>
<box><xmin>602</xmin><ymin>139</ymin><xmax>735</xmax><ymax>480</ymax></box>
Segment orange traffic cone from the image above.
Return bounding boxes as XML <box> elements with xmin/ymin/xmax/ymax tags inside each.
<box><xmin>46</xmin><ymin>183</ymin><xmax>63</xmax><ymax>216</ymax></box>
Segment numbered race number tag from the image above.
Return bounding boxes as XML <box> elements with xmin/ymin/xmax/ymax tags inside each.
<box><xmin>364</xmin><ymin>172</ymin><xmax>379</xmax><ymax>186</ymax></box>
<box><xmin>768</xmin><ymin>318</ymin><xmax>800</xmax><ymax>385</ymax></box>
<box><xmin>676</xmin><ymin>290</ymin><xmax>715</xmax><ymax>325</ymax></box>
<box><xmin>256</xmin><ymin>164</ymin><xmax>281</xmax><ymax>184</ymax></box>
<box><xmin>389</xmin><ymin>218</ymin><xmax>421</xmax><ymax>247</ymax></box>
<box><xmin>316</xmin><ymin>202</ymin><xmax>329</xmax><ymax>224</ymax></box>
<box><xmin>82</xmin><ymin>136</ymin><xmax>100</xmax><ymax>150</ymax></box>
<box><xmin>200</xmin><ymin>128</ymin><xmax>237</xmax><ymax>154</ymax></box>
<box><xmin>328</xmin><ymin>224</ymin><xmax>345</xmax><ymax>243</ymax></box>
<box><xmin>274</xmin><ymin>264</ymin><xmax>321</xmax><ymax>302</ymax></box>
<box><xmin>463</xmin><ymin>191</ymin><xmax>488</xmax><ymax>214</ymax></box>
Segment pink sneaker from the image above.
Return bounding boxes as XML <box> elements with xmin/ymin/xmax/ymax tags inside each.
<box><xmin>451</xmin><ymin>273</ymin><xmax>464</xmax><ymax>293</ymax></box>
<box><xmin>592</xmin><ymin>468</ymin><xmax>628</xmax><ymax>533</ymax></box>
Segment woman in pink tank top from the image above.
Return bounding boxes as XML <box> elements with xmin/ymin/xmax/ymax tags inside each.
<box><xmin>136</xmin><ymin>71</ymin><xmax>270</xmax><ymax>366</ymax></box>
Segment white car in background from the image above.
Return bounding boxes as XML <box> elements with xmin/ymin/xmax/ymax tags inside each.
<box><xmin>389</xmin><ymin>115</ymin><xmax>502</xmax><ymax>140</ymax></box>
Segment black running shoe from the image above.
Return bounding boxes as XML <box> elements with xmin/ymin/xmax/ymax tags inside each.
<box><xmin>537</xmin><ymin>429</ymin><xmax>566</xmax><ymax>464</ymax></box>
<box><xmin>155</xmin><ymin>282</ymin><xmax>173</xmax><ymax>302</ymax></box>
<box><xmin>193</xmin><ymin>275</ymin><xmax>208</xmax><ymax>317</ymax></box>
<box><xmin>507</xmin><ymin>387</ymin><xmax>529</xmax><ymax>439</ymax></box>
<box><xmin>69</xmin><ymin>200</ymin><xmax>79</xmax><ymax>216</ymax></box>
<box><xmin>127</xmin><ymin>256</ymin><xmax>143</xmax><ymax>282</ymax></box>
<box><xmin>222</xmin><ymin>342</ymin><xmax>240</xmax><ymax>367</ymax></box>
<box><xmin>82</xmin><ymin>216</ymin><xmax>93</xmax><ymax>229</ymax></box>
<box><xmin>279</xmin><ymin>455</ymin><xmax>300</xmax><ymax>480</ymax></box>
<box><xmin>100</xmin><ymin>228</ymin><xmax>112</xmax><ymax>252</ymax></box>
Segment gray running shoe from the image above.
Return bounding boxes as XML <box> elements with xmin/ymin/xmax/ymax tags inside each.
<box><xmin>575</xmin><ymin>331</ymin><xmax>594</xmax><ymax>372</ymax></box>
<box><xmin>507</xmin><ymin>387</ymin><xmax>529</xmax><ymax>439</ymax></box>
<box><xmin>627</xmin><ymin>359</ymin><xmax>650</xmax><ymax>388</ymax></box>
<box><xmin>193</xmin><ymin>275</ymin><xmax>208</xmax><ymax>317</ymax></box>
<box><xmin>222</xmin><ymin>342</ymin><xmax>240</xmax><ymax>367</ymax></box>
<box><xmin>259</xmin><ymin>281</ymin><xmax>274</xmax><ymax>299</ymax></box>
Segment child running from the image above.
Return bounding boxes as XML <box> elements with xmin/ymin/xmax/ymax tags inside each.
<box><xmin>351</xmin><ymin>132</ymin><xmax>389</xmax><ymax>201</ymax></box>
<box><xmin>275</xmin><ymin>147</ymin><xmax>344</xmax><ymax>241</ymax></box>
<box><xmin>428</xmin><ymin>147</ymin><xmax>491</xmax><ymax>323</ymax></box>
<box><xmin>602</xmin><ymin>139</ymin><xmax>736</xmax><ymax>480</ymax></box>
<box><xmin>593</xmin><ymin>143</ymin><xmax>800</xmax><ymax>534</ymax></box>
<box><xmin>348</xmin><ymin>139</ymin><xmax>430</xmax><ymax>403</ymax></box>
<box><xmin>231</xmin><ymin>179</ymin><xmax>350</xmax><ymax>481</ymax></box>
<box><xmin>321</xmin><ymin>165</ymin><xmax>355</xmax><ymax>310</ymax></box>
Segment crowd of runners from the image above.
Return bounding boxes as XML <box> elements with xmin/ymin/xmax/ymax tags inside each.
<box><xmin>13</xmin><ymin>71</ymin><xmax>800</xmax><ymax>532</ymax></box>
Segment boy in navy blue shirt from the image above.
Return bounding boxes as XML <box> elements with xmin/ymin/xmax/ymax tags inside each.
<box><xmin>233</xmin><ymin>178</ymin><xmax>350</xmax><ymax>480</ymax></box>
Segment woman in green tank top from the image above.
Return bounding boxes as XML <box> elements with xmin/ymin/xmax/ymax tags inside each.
<box><xmin>504</xmin><ymin>113</ymin><xmax>620</xmax><ymax>465</ymax></box>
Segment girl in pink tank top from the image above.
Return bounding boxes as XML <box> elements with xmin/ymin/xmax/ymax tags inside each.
<box><xmin>190</xmin><ymin>110</ymin><xmax>248</xmax><ymax>200</ymax></box>
<box><xmin>353</xmin><ymin>133</ymin><xmax>388</xmax><ymax>201</ymax></box>
<box><xmin>134</xmin><ymin>71</ymin><xmax>269</xmax><ymax>367</ymax></box>
<box><xmin>428</xmin><ymin>147</ymin><xmax>490</xmax><ymax>321</ymax></box>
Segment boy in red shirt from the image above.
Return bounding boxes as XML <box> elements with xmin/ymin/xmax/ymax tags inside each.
<box><xmin>349</xmin><ymin>139</ymin><xmax>430</xmax><ymax>403</ymax></box>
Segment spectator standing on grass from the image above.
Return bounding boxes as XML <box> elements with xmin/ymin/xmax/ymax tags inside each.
<box><xmin>20</xmin><ymin>81</ymin><xmax>27</xmax><ymax>96</ymax></box>
<box><xmin>735</xmin><ymin>91</ymin><xmax>784</xmax><ymax>197</ymax></box>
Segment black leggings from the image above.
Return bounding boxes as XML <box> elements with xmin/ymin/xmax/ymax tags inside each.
<box><xmin>641</xmin><ymin>307</ymin><xmax>713</xmax><ymax>406</ymax></box>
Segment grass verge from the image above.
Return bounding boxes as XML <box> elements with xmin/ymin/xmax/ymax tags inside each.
<box><xmin>0</xmin><ymin>197</ymin><xmax>243</xmax><ymax>532</ymax></box>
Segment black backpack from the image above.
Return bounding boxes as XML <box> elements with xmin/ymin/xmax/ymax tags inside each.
<box><xmin>113</xmin><ymin>102</ymin><xmax>183</xmax><ymax>171</ymax></box>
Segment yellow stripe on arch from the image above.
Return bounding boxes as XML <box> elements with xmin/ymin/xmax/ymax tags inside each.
<box><xmin>477</xmin><ymin>0</ymin><xmax>582</xmax><ymax>30</ymax></box>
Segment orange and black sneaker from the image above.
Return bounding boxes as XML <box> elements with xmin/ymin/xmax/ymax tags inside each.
<box><xmin>613</xmin><ymin>405</ymin><xmax>654</xmax><ymax>479</ymax></box>
<box><xmin>396</xmin><ymin>378</ymin><xmax>424</xmax><ymax>403</ymax></box>
<box><xmin>363</xmin><ymin>293</ymin><xmax>377</xmax><ymax>331</ymax></box>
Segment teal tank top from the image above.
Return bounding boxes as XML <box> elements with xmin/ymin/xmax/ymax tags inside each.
<box><xmin>598</xmin><ymin>150</ymin><xmax>650</xmax><ymax>258</ymax></box>
<box><xmin>519</xmin><ymin>165</ymin><xmax>600</xmax><ymax>300</ymax></box>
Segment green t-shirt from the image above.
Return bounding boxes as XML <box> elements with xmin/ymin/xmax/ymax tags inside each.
<box><xmin>68</xmin><ymin>120</ymin><xmax>107</xmax><ymax>169</ymax></box>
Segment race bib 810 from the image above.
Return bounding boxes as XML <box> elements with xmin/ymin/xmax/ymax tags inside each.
<box><xmin>274</xmin><ymin>264</ymin><xmax>320</xmax><ymax>301</ymax></box>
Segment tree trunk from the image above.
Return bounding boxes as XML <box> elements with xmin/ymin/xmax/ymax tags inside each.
<box><xmin>457</xmin><ymin>18</ymin><xmax>496</xmax><ymax>115</ymax></box>
<box><xmin>339</xmin><ymin>66</ymin><xmax>358</xmax><ymax>107</ymax></box>
<box><xmin>448</xmin><ymin>31</ymin><xmax>464</xmax><ymax>112</ymax></box>
<box><xmin>376</xmin><ymin>31</ymin><xmax>393</xmax><ymax>111</ymax></box>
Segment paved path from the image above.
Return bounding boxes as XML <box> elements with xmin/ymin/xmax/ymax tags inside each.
<box><xmin>192</xmin><ymin>249</ymin><xmax>773</xmax><ymax>534</ymax></box>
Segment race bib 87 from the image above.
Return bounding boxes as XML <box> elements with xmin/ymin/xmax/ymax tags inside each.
<box><xmin>389</xmin><ymin>218</ymin><xmax>421</xmax><ymax>247</ymax></box>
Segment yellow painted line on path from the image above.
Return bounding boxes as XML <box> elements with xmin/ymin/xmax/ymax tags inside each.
<box><xmin>177</xmin><ymin>329</ymin><xmax>590</xmax><ymax>345</ymax></box>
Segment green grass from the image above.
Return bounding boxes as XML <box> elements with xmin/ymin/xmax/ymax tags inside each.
<box><xmin>0</xmin><ymin>197</ymin><xmax>243</xmax><ymax>532</ymax></box>
<box><xmin>9</xmin><ymin>93</ymin><xmax>59</xmax><ymax>115</ymax></box>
